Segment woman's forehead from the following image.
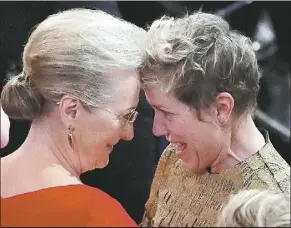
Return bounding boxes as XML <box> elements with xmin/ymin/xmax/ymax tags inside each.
<box><xmin>145</xmin><ymin>87</ymin><xmax>180</xmax><ymax>107</ymax></box>
<box><xmin>109</xmin><ymin>79</ymin><xmax>140</xmax><ymax>112</ymax></box>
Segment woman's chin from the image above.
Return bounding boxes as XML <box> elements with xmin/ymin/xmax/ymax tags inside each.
<box><xmin>92</xmin><ymin>146</ymin><xmax>113</xmax><ymax>169</ymax></box>
<box><xmin>180</xmin><ymin>159</ymin><xmax>194</xmax><ymax>170</ymax></box>
<box><xmin>89</xmin><ymin>155</ymin><xmax>110</xmax><ymax>170</ymax></box>
<box><xmin>179</xmin><ymin>159</ymin><xmax>204</xmax><ymax>173</ymax></box>
<box><xmin>96</xmin><ymin>158</ymin><xmax>109</xmax><ymax>169</ymax></box>
<box><xmin>176</xmin><ymin>150</ymin><xmax>192</xmax><ymax>167</ymax></box>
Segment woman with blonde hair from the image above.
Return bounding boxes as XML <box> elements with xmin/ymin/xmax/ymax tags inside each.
<box><xmin>1</xmin><ymin>9</ymin><xmax>145</xmax><ymax>226</ymax></box>
<box><xmin>218</xmin><ymin>189</ymin><xmax>290</xmax><ymax>227</ymax></box>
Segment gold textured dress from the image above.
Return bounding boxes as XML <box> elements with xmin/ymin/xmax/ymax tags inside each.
<box><xmin>141</xmin><ymin>131</ymin><xmax>290</xmax><ymax>227</ymax></box>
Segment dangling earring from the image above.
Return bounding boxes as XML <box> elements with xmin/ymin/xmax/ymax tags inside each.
<box><xmin>68</xmin><ymin>125</ymin><xmax>75</xmax><ymax>150</ymax></box>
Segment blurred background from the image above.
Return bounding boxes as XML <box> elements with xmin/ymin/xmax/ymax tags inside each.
<box><xmin>0</xmin><ymin>1</ymin><xmax>290</xmax><ymax>223</ymax></box>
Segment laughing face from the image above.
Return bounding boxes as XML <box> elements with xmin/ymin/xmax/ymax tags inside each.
<box><xmin>145</xmin><ymin>87</ymin><xmax>227</xmax><ymax>172</ymax></box>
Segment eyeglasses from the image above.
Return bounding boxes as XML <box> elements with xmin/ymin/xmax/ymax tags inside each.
<box><xmin>100</xmin><ymin>108</ymin><xmax>139</xmax><ymax>129</ymax></box>
<box><xmin>56</xmin><ymin>100</ymin><xmax>138</xmax><ymax>128</ymax></box>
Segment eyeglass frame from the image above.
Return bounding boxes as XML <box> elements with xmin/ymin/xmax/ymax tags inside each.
<box><xmin>56</xmin><ymin>100</ymin><xmax>138</xmax><ymax>129</ymax></box>
<box><xmin>100</xmin><ymin>107</ymin><xmax>139</xmax><ymax>128</ymax></box>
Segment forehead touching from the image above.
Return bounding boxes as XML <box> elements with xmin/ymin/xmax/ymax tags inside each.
<box><xmin>109</xmin><ymin>70</ymin><xmax>140</xmax><ymax>112</ymax></box>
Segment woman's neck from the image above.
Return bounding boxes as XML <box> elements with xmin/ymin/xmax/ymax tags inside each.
<box><xmin>211</xmin><ymin>115</ymin><xmax>266</xmax><ymax>173</ymax></box>
<box><xmin>22</xmin><ymin>118</ymin><xmax>83</xmax><ymax>176</ymax></box>
<box><xmin>1</xmin><ymin>117</ymin><xmax>83</xmax><ymax>197</ymax></box>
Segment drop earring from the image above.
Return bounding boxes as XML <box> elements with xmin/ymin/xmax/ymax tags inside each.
<box><xmin>68</xmin><ymin>125</ymin><xmax>75</xmax><ymax>150</ymax></box>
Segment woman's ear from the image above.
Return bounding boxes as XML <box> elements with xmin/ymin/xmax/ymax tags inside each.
<box><xmin>58</xmin><ymin>95</ymin><xmax>83</xmax><ymax>128</ymax></box>
<box><xmin>214</xmin><ymin>92</ymin><xmax>234</xmax><ymax>125</ymax></box>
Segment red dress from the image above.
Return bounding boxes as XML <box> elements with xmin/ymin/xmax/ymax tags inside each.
<box><xmin>1</xmin><ymin>185</ymin><xmax>137</xmax><ymax>227</ymax></box>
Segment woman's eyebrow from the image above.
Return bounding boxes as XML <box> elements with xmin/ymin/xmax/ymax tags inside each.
<box><xmin>152</xmin><ymin>104</ymin><xmax>172</xmax><ymax>112</ymax></box>
<box><xmin>152</xmin><ymin>104</ymin><xmax>166</xmax><ymax>110</ymax></box>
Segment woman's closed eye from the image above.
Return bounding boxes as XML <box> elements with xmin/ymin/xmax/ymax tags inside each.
<box><xmin>123</xmin><ymin>111</ymin><xmax>134</xmax><ymax>121</ymax></box>
<box><xmin>162</xmin><ymin>110</ymin><xmax>174</xmax><ymax>117</ymax></box>
<box><xmin>122</xmin><ymin>109</ymin><xmax>138</xmax><ymax>122</ymax></box>
<box><xmin>157</xmin><ymin>109</ymin><xmax>174</xmax><ymax>119</ymax></box>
